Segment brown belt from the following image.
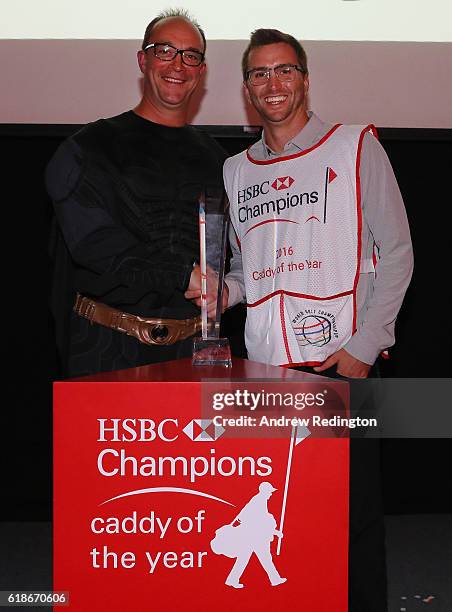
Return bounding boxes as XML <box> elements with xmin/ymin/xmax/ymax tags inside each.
<box><xmin>74</xmin><ymin>294</ymin><xmax>202</xmax><ymax>346</ymax></box>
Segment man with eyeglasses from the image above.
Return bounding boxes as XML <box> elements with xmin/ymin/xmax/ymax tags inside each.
<box><xmin>224</xmin><ymin>29</ymin><xmax>413</xmax><ymax>611</ymax></box>
<box><xmin>46</xmin><ymin>9</ymin><xmax>225</xmax><ymax>377</ymax></box>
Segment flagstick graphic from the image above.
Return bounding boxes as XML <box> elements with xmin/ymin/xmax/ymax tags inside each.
<box><xmin>277</xmin><ymin>424</ymin><xmax>311</xmax><ymax>556</ymax></box>
<box><xmin>323</xmin><ymin>167</ymin><xmax>329</xmax><ymax>224</ymax></box>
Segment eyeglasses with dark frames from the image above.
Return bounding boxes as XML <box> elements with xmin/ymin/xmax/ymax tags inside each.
<box><xmin>144</xmin><ymin>43</ymin><xmax>204</xmax><ymax>67</ymax></box>
<box><xmin>246</xmin><ymin>63</ymin><xmax>305</xmax><ymax>86</ymax></box>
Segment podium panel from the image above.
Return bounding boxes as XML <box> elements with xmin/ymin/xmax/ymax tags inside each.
<box><xmin>54</xmin><ymin>359</ymin><xmax>348</xmax><ymax>611</ymax></box>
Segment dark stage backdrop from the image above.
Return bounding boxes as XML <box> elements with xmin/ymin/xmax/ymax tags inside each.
<box><xmin>1</xmin><ymin>124</ymin><xmax>450</xmax><ymax>520</ymax></box>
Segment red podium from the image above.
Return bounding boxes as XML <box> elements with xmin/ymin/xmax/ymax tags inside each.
<box><xmin>54</xmin><ymin>358</ymin><xmax>348</xmax><ymax>611</ymax></box>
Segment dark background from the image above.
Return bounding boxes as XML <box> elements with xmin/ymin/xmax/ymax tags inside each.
<box><xmin>1</xmin><ymin>123</ymin><xmax>450</xmax><ymax>521</ymax></box>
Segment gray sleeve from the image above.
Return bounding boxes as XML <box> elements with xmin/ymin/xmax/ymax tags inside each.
<box><xmin>344</xmin><ymin>132</ymin><xmax>414</xmax><ymax>365</ymax></box>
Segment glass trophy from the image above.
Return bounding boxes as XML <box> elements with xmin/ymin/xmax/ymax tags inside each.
<box><xmin>192</xmin><ymin>187</ymin><xmax>232</xmax><ymax>367</ymax></box>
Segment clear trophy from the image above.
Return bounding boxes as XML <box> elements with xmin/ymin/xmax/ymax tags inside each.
<box><xmin>192</xmin><ymin>187</ymin><xmax>232</xmax><ymax>367</ymax></box>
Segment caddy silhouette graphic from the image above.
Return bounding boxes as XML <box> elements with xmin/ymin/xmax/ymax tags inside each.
<box><xmin>211</xmin><ymin>482</ymin><xmax>286</xmax><ymax>588</ymax></box>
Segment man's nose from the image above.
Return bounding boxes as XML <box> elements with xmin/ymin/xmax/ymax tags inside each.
<box><xmin>171</xmin><ymin>51</ymin><xmax>184</xmax><ymax>70</ymax></box>
<box><xmin>267</xmin><ymin>72</ymin><xmax>280</xmax><ymax>89</ymax></box>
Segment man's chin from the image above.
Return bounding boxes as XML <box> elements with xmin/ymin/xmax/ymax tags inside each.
<box><xmin>262</xmin><ymin>110</ymin><xmax>291</xmax><ymax>124</ymax></box>
<box><xmin>160</xmin><ymin>93</ymin><xmax>191</xmax><ymax>109</ymax></box>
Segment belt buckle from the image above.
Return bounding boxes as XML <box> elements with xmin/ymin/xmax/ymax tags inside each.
<box><xmin>149</xmin><ymin>324</ymin><xmax>170</xmax><ymax>343</ymax></box>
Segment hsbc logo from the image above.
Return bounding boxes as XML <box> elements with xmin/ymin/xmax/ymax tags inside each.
<box><xmin>272</xmin><ymin>176</ymin><xmax>294</xmax><ymax>190</ymax></box>
<box><xmin>182</xmin><ymin>419</ymin><xmax>225</xmax><ymax>442</ymax></box>
<box><xmin>237</xmin><ymin>176</ymin><xmax>296</xmax><ymax>204</ymax></box>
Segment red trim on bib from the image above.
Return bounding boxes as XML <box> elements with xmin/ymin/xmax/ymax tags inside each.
<box><xmin>244</xmin><ymin>218</ymin><xmax>299</xmax><ymax>237</ymax></box>
<box><xmin>280</xmin><ymin>294</ymin><xmax>293</xmax><ymax>363</ymax></box>
<box><xmin>280</xmin><ymin>361</ymin><xmax>323</xmax><ymax>368</ymax></box>
<box><xmin>246</xmin><ymin>124</ymin><xmax>343</xmax><ymax>165</ymax></box>
<box><xmin>369</xmin><ymin>124</ymin><xmax>379</xmax><ymax>139</ymax></box>
<box><xmin>247</xmin><ymin>288</ymin><xmax>354</xmax><ymax>308</ymax></box>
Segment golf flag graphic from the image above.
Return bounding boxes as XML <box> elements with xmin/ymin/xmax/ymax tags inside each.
<box><xmin>328</xmin><ymin>167</ymin><xmax>337</xmax><ymax>183</ymax></box>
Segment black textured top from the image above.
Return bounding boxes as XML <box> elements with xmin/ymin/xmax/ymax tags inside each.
<box><xmin>46</xmin><ymin>111</ymin><xmax>226</xmax><ymax>362</ymax></box>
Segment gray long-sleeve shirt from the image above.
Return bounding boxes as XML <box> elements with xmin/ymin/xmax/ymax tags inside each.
<box><xmin>225</xmin><ymin>112</ymin><xmax>413</xmax><ymax>365</ymax></box>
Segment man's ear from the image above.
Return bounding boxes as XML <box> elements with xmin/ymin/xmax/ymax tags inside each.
<box><xmin>243</xmin><ymin>81</ymin><xmax>252</xmax><ymax>105</ymax></box>
<box><xmin>137</xmin><ymin>49</ymin><xmax>146</xmax><ymax>74</ymax></box>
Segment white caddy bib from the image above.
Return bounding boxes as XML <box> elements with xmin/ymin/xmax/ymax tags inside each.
<box><xmin>225</xmin><ymin>124</ymin><xmax>375</xmax><ymax>366</ymax></box>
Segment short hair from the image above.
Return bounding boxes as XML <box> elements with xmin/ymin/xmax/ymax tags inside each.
<box><xmin>141</xmin><ymin>8</ymin><xmax>206</xmax><ymax>54</ymax></box>
<box><xmin>242</xmin><ymin>29</ymin><xmax>308</xmax><ymax>81</ymax></box>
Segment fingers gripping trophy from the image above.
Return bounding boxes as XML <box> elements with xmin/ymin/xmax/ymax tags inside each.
<box><xmin>192</xmin><ymin>187</ymin><xmax>232</xmax><ymax>366</ymax></box>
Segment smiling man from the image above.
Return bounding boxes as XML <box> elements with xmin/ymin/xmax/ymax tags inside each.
<box><xmin>225</xmin><ymin>29</ymin><xmax>413</xmax><ymax>378</ymax></box>
<box><xmin>135</xmin><ymin>16</ymin><xmax>206</xmax><ymax>124</ymax></box>
<box><xmin>46</xmin><ymin>10</ymin><xmax>226</xmax><ymax>377</ymax></box>
<box><xmin>223</xmin><ymin>29</ymin><xmax>414</xmax><ymax>612</ymax></box>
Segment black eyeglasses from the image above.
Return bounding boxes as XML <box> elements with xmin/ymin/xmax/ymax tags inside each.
<box><xmin>246</xmin><ymin>64</ymin><xmax>305</xmax><ymax>86</ymax></box>
<box><xmin>144</xmin><ymin>43</ymin><xmax>204</xmax><ymax>67</ymax></box>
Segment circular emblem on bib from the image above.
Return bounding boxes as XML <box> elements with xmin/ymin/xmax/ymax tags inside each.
<box><xmin>297</xmin><ymin>315</ymin><xmax>332</xmax><ymax>347</ymax></box>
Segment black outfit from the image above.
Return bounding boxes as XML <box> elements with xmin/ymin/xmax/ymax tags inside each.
<box><xmin>295</xmin><ymin>364</ymin><xmax>387</xmax><ymax>612</ymax></box>
<box><xmin>46</xmin><ymin>111</ymin><xmax>226</xmax><ymax>377</ymax></box>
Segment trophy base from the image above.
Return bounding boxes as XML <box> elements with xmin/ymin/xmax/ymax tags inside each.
<box><xmin>192</xmin><ymin>338</ymin><xmax>232</xmax><ymax>367</ymax></box>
